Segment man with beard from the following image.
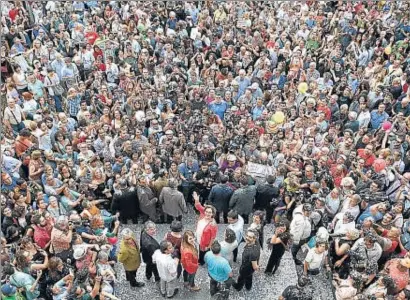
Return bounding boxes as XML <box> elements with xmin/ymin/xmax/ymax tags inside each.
<box><xmin>255</xmin><ymin>175</ymin><xmax>280</xmax><ymax>224</ymax></box>
<box><xmin>137</xmin><ymin>175</ymin><xmax>158</xmax><ymax>223</ymax></box>
<box><xmin>209</xmin><ymin>175</ymin><xmax>233</xmax><ymax>224</ymax></box>
<box><xmin>233</xmin><ymin>230</ymin><xmax>260</xmax><ymax>292</ymax></box>
<box><xmin>111</xmin><ymin>179</ymin><xmax>139</xmax><ymax>224</ymax></box>
<box><xmin>31</xmin><ymin>214</ymin><xmax>52</xmax><ymax>249</ymax></box>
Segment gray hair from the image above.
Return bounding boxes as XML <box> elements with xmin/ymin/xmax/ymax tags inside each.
<box><xmin>144</xmin><ymin>220</ymin><xmax>156</xmax><ymax>231</ymax></box>
<box><xmin>349</xmin><ymin>111</ymin><xmax>357</xmax><ymax>120</ymax></box>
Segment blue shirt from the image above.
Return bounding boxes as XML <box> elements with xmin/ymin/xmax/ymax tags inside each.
<box><xmin>205</xmin><ymin>252</ymin><xmax>232</xmax><ymax>282</ymax></box>
<box><xmin>370</xmin><ymin>110</ymin><xmax>389</xmax><ymax>129</ymax></box>
<box><xmin>235</xmin><ymin>77</ymin><xmax>251</xmax><ymax>97</ymax></box>
<box><xmin>209</xmin><ymin>101</ymin><xmax>228</xmax><ymax>120</ymax></box>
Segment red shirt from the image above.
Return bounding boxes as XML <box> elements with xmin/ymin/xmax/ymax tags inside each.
<box><xmin>357</xmin><ymin>149</ymin><xmax>376</xmax><ymax>167</ymax></box>
<box><xmin>33</xmin><ymin>224</ymin><xmax>52</xmax><ymax>248</ymax></box>
<box><xmin>317</xmin><ymin>105</ymin><xmax>331</xmax><ymax>121</ymax></box>
<box><xmin>85</xmin><ymin>31</ymin><xmax>98</xmax><ymax>45</ymax></box>
<box><xmin>9</xmin><ymin>8</ymin><xmax>19</xmax><ymax>22</ymax></box>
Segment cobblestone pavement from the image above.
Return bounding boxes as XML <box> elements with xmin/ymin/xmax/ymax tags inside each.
<box><xmin>114</xmin><ymin>206</ymin><xmax>335</xmax><ymax>300</ymax></box>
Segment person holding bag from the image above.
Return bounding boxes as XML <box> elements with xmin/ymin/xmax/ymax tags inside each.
<box><xmin>3</xmin><ymin>98</ymin><xmax>25</xmax><ymax>136</ymax></box>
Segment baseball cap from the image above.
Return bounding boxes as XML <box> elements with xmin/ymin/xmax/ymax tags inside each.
<box><xmin>1</xmin><ymin>283</ymin><xmax>17</xmax><ymax>296</ymax></box>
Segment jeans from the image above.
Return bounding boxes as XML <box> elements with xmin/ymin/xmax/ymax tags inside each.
<box><xmin>183</xmin><ymin>270</ymin><xmax>196</xmax><ymax>287</ymax></box>
<box><xmin>291</xmin><ymin>240</ymin><xmax>305</xmax><ymax>261</ymax></box>
<box><xmin>145</xmin><ymin>262</ymin><xmax>160</xmax><ymax>281</ymax></box>
<box><xmin>210</xmin><ymin>276</ymin><xmax>233</xmax><ymax>298</ymax></box>
<box><xmin>53</xmin><ymin>95</ymin><xmax>63</xmax><ymax>112</ymax></box>
<box><xmin>160</xmin><ymin>278</ymin><xmax>177</xmax><ymax>297</ymax></box>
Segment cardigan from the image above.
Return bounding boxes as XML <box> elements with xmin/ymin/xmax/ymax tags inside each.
<box><xmin>195</xmin><ymin>202</ymin><xmax>217</xmax><ymax>251</ymax></box>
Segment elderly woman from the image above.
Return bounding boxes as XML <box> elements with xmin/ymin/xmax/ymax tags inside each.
<box><xmin>118</xmin><ymin>228</ymin><xmax>145</xmax><ymax>288</ymax></box>
<box><xmin>49</xmin><ymin>216</ymin><xmax>74</xmax><ymax>262</ymax></box>
<box><xmin>193</xmin><ymin>191</ymin><xmax>218</xmax><ymax>265</ymax></box>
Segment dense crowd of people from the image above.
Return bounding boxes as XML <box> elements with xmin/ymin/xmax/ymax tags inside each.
<box><xmin>2</xmin><ymin>0</ymin><xmax>410</xmax><ymax>299</ymax></box>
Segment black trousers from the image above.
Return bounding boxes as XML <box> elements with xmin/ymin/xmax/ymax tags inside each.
<box><xmin>240</xmin><ymin>214</ymin><xmax>249</xmax><ymax>224</ymax></box>
<box><xmin>145</xmin><ymin>262</ymin><xmax>160</xmax><ymax>281</ymax></box>
<box><xmin>215</xmin><ymin>211</ymin><xmax>228</xmax><ymax>224</ymax></box>
<box><xmin>125</xmin><ymin>270</ymin><xmax>138</xmax><ymax>285</ymax></box>
<box><xmin>199</xmin><ymin>249</ymin><xmax>208</xmax><ymax>265</ymax></box>
<box><xmin>234</xmin><ymin>270</ymin><xmax>254</xmax><ymax>291</ymax></box>
<box><xmin>163</xmin><ymin>214</ymin><xmax>182</xmax><ymax>224</ymax></box>
<box><xmin>266</xmin><ymin>207</ymin><xmax>274</xmax><ymax>224</ymax></box>
<box><xmin>291</xmin><ymin>240</ymin><xmax>306</xmax><ymax>260</ymax></box>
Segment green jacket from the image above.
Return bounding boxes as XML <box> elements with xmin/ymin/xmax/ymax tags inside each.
<box><xmin>118</xmin><ymin>238</ymin><xmax>141</xmax><ymax>271</ymax></box>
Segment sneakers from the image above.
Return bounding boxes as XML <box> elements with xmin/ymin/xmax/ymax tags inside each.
<box><xmin>190</xmin><ymin>286</ymin><xmax>201</xmax><ymax>292</ymax></box>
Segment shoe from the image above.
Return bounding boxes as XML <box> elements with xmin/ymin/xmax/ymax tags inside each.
<box><xmin>161</xmin><ymin>293</ymin><xmax>166</xmax><ymax>298</ymax></box>
<box><xmin>190</xmin><ymin>286</ymin><xmax>201</xmax><ymax>292</ymax></box>
<box><xmin>167</xmin><ymin>289</ymin><xmax>179</xmax><ymax>298</ymax></box>
<box><xmin>294</xmin><ymin>259</ymin><xmax>303</xmax><ymax>265</ymax></box>
<box><xmin>265</xmin><ymin>271</ymin><xmax>273</xmax><ymax>276</ymax></box>
<box><xmin>183</xmin><ymin>283</ymin><xmax>190</xmax><ymax>289</ymax></box>
<box><xmin>135</xmin><ymin>282</ymin><xmax>145</xmax><ymax>288</ymax></box>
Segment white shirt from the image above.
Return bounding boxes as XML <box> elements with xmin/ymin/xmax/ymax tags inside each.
<box><xmin>304</xmin><ymin>248</ymin><xmax>327</xmax><ymax>270</ymax></box>
<box><xmin>227</xmin><ymin>215</ymin><xmax>244</xmax><ymax>244</ymax></box>
<box><xmin>196</xmin><ymin>218</ymin><xmax>208</xmax><ymax>246</ymax></box>
<box><xmin>152</xmin><ymin>250</ymin><xmax>178</xmax><ymax>282</ymax></box>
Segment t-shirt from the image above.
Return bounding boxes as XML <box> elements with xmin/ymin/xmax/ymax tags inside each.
<box><xmin>304</xmin><ymin>248</ymin><xmax>327</xmax><ymax>270</ymax></box>
<box><xmin>205</xmin><ymin>252</ymin><xmax>232</xmax><ymax>282</ymax></box>
<box><xmin>240</xmin><ymin>243</ymin><xmax>260</xmax><ymax>274</ymax></box>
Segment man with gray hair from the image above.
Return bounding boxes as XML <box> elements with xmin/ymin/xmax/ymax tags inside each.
<box><xmin>345</xmin><ymin>111</ymin><xmax>359</xmax><ymax>133</ymax></box>
<box><xmin>140</xmin><ymin>221</ymin><xmax>160</xmax><ymax>283</ymax></box>
<box><xmin>159</xmin><ymin>178</ymin><xmax>187</xmax><ymax>223</ymax></box>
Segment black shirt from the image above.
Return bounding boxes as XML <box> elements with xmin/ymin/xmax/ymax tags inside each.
<box><xmin>240</xmin><ymin>243</ymin><xmax>260</xmax><ymax>274</ymax></box>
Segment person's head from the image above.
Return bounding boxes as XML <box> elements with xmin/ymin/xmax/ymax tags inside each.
<box><xmin>245</xmin><ymin>229</ymin><xmax>257</xmax><ymax>245</ymax></box>
<box><xmin>182</xmin><ymin>230</ymin><xmax>196</xmax><ymax>247</ymax></box>
<box><xmin>315</xmin><ymin>242</ymin><xmax>327</xmax><ymax>253</ymax></box>
<box><xmin>170</xmin><ymin>220</ymin><xmax>183</xmax><ymax>233</ymax></box>
<box><xmin>302</xmin><ymin>203</ymin><xmax>312</xmax><ymax>216</ymax></box>
<box><xmin>227</xmin><ymin>210</ymin><xmax>239</xmax><ymax>224</ymax></box>
<box><xmin>160</xmin><ymin>240</ymin><xmax>173</xmax><ymax>254</ymax></box>
<box><xmin>210</xmin><ymin>240</ymin><xmax>221</xmax><ymax>255</ymax></box>
<box><xmin>253</xmin><ymin>210</ymin><xmax>264</xmax><ymax>224</ymax></box>
<box><xmin>224</xmin><ymin>228</ymin><xmax>237</xmax><ymax>244</ymax></box>
<box><xmin>144</xmin><ymin>220</ymin><xmax>156</xmax><ymax>236</ymax></box>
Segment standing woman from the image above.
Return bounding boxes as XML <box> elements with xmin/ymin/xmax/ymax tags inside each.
<box><xmin>249</xmin><ymin>210</ymin><xmax>265</xmax><ymax>249</ymax></box>
<box><xmin>118</xmin><ymin>228</ymin><xmax>145</xmax><ymax>288</ymax></box>
<box><xmin>265</xmin><ymin>223</ymin><xmax>290</xmax><ymax>276</ymax></box>
<box><xmin>193</xmin><ymin>191</ymin><xmax>217</xmax><ymax>265</ymax></box>
<box><xmin>181</xmin><ymin>230</ymin><xmax>201</xmax><ymax>291</ymax></box>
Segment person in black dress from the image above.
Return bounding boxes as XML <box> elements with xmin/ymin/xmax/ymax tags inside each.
<box><xmin>265</xmin><ymin>224</ymin><xmax>290</xmax><ymax>276</ymax></box>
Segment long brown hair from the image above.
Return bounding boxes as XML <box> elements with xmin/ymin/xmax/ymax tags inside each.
<box><xmin>181</xmin><ymin>230</ymin><xmax>198</xmax><ymax>256</ymax></box>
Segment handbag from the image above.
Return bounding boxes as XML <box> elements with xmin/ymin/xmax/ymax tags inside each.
<box><xmin>46</xmin><ymin>76</ymin><xmax>64</xmax><ymax>96</ymax></box>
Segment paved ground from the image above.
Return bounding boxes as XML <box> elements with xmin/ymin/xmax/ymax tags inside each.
<box><xmin>114</xmin><ymin>206</ymin><xmax>335</xmax><ymax>300</ymax></box>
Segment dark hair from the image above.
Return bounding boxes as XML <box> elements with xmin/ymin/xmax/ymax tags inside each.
<box><xmin>227</xmin><ymin>210</ymin><xmax>238</xmax><ymax>220</ymax></box>
<box><xmin>170</xmin><ymin>220</ymin><xmax>183</xmax><ymax>233</ymax></box>
<box><xmin>160</xmin><ymin>240</ymin><xmax>170</xmax><ymax>254</ymax></box>
<box><xmin>240</xmin><ymin>176</ymin><xmax>248</xmax><ymax>186</ymax></box>
<box><xmin>220</xmin><ymin>175</ymin><xmax>229</xmax><ymax>184</ymax></box>
<box><xmin>3</xmin><ymin>263</ymin><xmax>15</xmax><ymax>275</ymax></box>
<box><xmin>211</xmin><ymin>240</ymin><xmax>221</xmax><ymax>254</ymax></box>
<box><xmin>266</xmin><ymin>175</ymin><xmax>276</xmax><ymax>184</ymax></box>
<box><xmin>224</xmin><ymin>228</ymin><xmax>236</xmax><ymax>244</ymax></box>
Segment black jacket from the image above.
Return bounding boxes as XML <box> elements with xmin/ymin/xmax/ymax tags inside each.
<box><xmin>111</xmin><ymin>187</ymin><xmax>139</xmax><ymax>220</ymax></box>
<box><xmin>140</xmin><ymin>231</ymin><xmax>160</xmax><ymax>264</ymax></box>
<box><xmin>254</xmin><ymin>184</ymin><xmax>279</xmax><ymax>210</ymax></box>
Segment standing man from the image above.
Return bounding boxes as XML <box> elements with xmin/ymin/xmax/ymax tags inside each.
<box><xmin>229</xmin><ymin>176</ymin><xmax>257</xmax><ymax>223</ymax></box>
<box><xmin>205</xmin><ymin>241</ymin><xmax>234</xmax><ymax>299</ymax></box>
<box><xmin>137</xmin><ymin>176</ymin><xmax>158</xmax><ymax>222</ymax></box>
<box><xmin>290</xmin><ymin>204</ymin><xmax>312</xmax><ymax>265</ymax></box>
<box><xmin>159</xmin><ymin>178</ymin><xmax>187</xmax><ymax>223</ymax></box>
<box><xmin>227</xmin><ymin>210</ymin><xmax>244</xmax><ymax>263</ymax></box>
<box><xmin>152</xmin><ymin>240</ymin><xmax>179</xmax><ymax>299</ymax></box>
<box><xmin>255</xmin><ymin>175</ymin><xmax>280</xmax><ymax>224</ymax></box>
<box><xmin>209</xmin><ymin>175</ymin><xmax>233</xmax><ymax>224</ymax></box>
<box><xmin>233</xmin><ymin>230</ymin><xmax>260</xmax><ymax>292</ymax></box>
<box><xmin>140</xmin><ymin>221</ymin><xmax>160</xmax><ymax>283</ymax></box>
